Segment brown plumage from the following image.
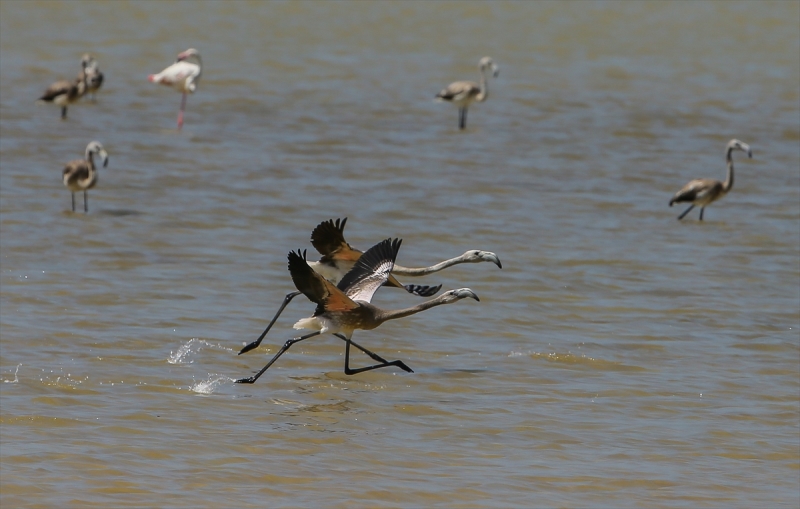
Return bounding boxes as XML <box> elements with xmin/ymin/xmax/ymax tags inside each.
<box><xmin>38</xmin><ymin>77</ymin><xmax>86</xmax><ymax>119</ymax></box>
<box><xmin>62</xmin><ymin>141</ymin><xmax>109</xmax><ymax>213</ymax></box>
<box><xmin>238</xmin><ymin>218</ymin><xmax>501</xmax><ymax>355</ymax></box>
<box><xmin>436</xmin><ymin>56</ymin><xmax>499</xmax><ymax>130</ymax></box>
<box><xmin>669</xmin><ymin>139</ymin><xmax>753</xmax><ymax>221</ymax></box>
<box><xmin>236</xmin><ymin>238</ymin><xmax>480</xmax><ymax>384</ymax></box>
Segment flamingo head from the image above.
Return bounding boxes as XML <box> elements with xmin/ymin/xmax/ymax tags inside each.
<box><xmin>727</xmin><ymin>139</ymin><xmax>752</xmax><ymax>159</ymax></box>
<box><xmin>177</xmin><ymin>48</ymin><xmax>200</xmax><ymax>62</ymax></box>
<box><xmin>479</xmin><ymin>57</ymin><xmax>499</xmax><ymax>78</ymax></box>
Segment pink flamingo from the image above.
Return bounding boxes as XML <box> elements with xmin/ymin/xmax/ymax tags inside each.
<box><xmin>148</xmin><ymin>48</ymin><xmax>202</xmax><ymax>130</ymax></box>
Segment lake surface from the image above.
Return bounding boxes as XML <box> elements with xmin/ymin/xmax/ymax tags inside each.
<box><xmin>1</xmin><ymin>1</ymin><xmax>798</xmax><ymax>507</ymax></box>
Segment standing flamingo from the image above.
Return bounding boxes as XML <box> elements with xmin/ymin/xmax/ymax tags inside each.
<box><xmin>669</xmin><ymin>139</ymin><xmax>753</xmax><ymax>221</ymax></box>
<box><xmin>436</xmin><ymin>56</ymin><xmax>499</xmax><ymax>130</ymax></box>
<box><xmin>79</xmin><ymin>54</ymin><xmax>104</xmax><ymax>102</ymax></box>
<box><xmin>148</xmin><ymin>48</ymin><xmax>202</xmax><ymax>130</ymax></box>
<box><xmin>62</xmin><ymin>141</ymin><xmax>109</xmax><ymax>213</ymax></box>
<box><xmin>236</xmin><ymin>238</ymin><xmax>480</xmax><ymax>384</ymax></box>
<box><xmin>238</xmin><ymin>218</ymin><xmax>501</xmax><ymax>355</ymax></box>
<box><xmin>38</xmin><ymin>57</ymin><xmax>89</xmax><ymax>119</ymax></box>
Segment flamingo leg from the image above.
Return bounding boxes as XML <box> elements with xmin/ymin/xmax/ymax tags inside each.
<box><xmin>342</xmin><ymin>337</ymin><xmax>413</xmax><ymax>375</ymax></box>
<box><xmin>235</xmin><ymin>331</ymin><xmax>322</xmax><ymax>384</ymax></box>
<box><xmin>177</xmin><ymin>92</ymin><xmax>187</xmax><ymax>130</ymax></box>
<box><xmin>458</xmin><ymin>107</ymin><xmax>467</xmax><ymax>130</ymax></box>
<box><xmin>83</xmin><ymin>191</ymin><xmax>88</xmax><ymax>213</ymax></box>
<box><xmin>71</xmin><ymin>192</ymin><xmax>75</xmax><ymax>212</ymax></box>
<box><xmin>61</xmin><ymin>106</ymin><xmax>67</xmax><ymax>119</ymax></box>
<box><xmin>677</xmin><ymin>204</ymin><xmax>694</xmax><ymax>220</ymax></box>
<box><xmin>238</xmin><ymin>291</ymin><xmax>302</xmax><ymax>355</ymax></box>
<box><xmin>699</xmin><ymin>207</ymin><xmax>705</xmax><ymax>221</ymax></box>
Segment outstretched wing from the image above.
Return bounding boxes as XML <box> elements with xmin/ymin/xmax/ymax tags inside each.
<box><xmin>310</xmin><ymin>218</ymin><xmax>362</xmax><ymax>262</ymax></box>
<box><xmin>288</xmin><ymin>249</ymin><xmax>357</xmax><ymax>313</ymax></box>
<box><xmin>337</xmin><ymin>238</ymin><xmax>401</xmax><ymax>303</ymax></box>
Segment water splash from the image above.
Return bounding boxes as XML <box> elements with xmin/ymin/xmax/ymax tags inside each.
<box><xmin>191</xmin><ymin>374</ymin><xmax>236</xmax><ymax>394</ymax></box>
<box><xmin>3</xmin><ymin>364</ymin><xmax>21</xmax><ymax>383</ymax></box>
<box><xmin>169</xmin><ymin>338</ymin><xmax>232</xmax><ymax>364</ymax></box>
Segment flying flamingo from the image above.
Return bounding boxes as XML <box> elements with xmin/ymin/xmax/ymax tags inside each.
<box><xmin>148</xmin><ymin>48</ymin><xmax>202</xmax><ymax>130</ymax></box>
<box><xmin>236</xmin><ymin>238</ymin><xmax>480</xmax><ymax>384</ymax></box>
<box><xmin>436</xmin><ymin>56</ymin><xmax>499</xmax><ymax>130</ymax></box>
<box><xmin>237</xmin><ymin>217</ymin><xmax>501</xmax><ymax>355</ymax></box>
<box><xmin>669</xmin><ymin>139</ymin><xmax>753</xmax><ymax>221</ymax></box>
<box><xmin>62</xmin><ymin>141</ymin><xmax>109</xmax><ymax>213</ymax></box>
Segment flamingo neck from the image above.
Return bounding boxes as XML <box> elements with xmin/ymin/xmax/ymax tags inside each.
<box><xmin>391</xmin><ymin>255</ymin><xmax>468</xmax><ymax>276</ymax></box>
<box><xmin>723</xmin><ymin>147</ymin><xmax>734</xmax><ymax>193</ymax></box>
<box><xmin>476</xmin><ymin>68</ymin><xmax>489</xmax><ymax>102</ymax></box>
<box><xmin>374</xmin><ymin>294</ymin><xmax>453</xmax><ymax>324</ymax></box>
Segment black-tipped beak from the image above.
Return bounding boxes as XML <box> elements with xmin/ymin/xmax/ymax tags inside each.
<box><xmin>494</xmin><ymin>258</ymin><xmax>502</xmax><ymax>269</ymax></box>
<box><xmin>103</xmin><ymin>157</ymin><xmax>109</xmax><ymax>167</ymax></box>
<box><xmin>472</xmin><ymin>294</ymin><xmax>480</xmax><ymax>302</ymax></box>
<box><xmin>747</xmin><ymin>149</ymin><xmax>753</xmax><ymax>158</ymax></box>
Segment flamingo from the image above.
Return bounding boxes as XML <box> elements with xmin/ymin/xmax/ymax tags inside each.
<box><xmin>436</xmin><ymin>56</ymin><xmax>499</xmax><ymax>130</ymax></box>
<box><xmin>79</xmin><ymin>54</ymin><xmax>104</xmax><ymax>102</ymax></box>
<box><xmin>38</xmin><ymin>57</ymin><xmax>89</xmax><ymax>119</ymax></box>
<box><xmin>62</xmin><ymin>141</ymin><xmax>109</xmax><ymax>213</ymax></box>
<box><xmin>669</xmin><ymin>139</ymin><xmax>753</xmax><ymax>221</ymax></box>
<box><xmin>148</xmin><ymin>48</ymin><xmax>202</xmax><ymax>130</ymax></box>
<box><xmin>237</xmin><ymin>217</ymin><xmax>501</xmax><ymax>355</ymax></box>
<box><xmin>236</xmin><ymin>238</ymin><xmax>480</xmax><ymax>384</ymax></box>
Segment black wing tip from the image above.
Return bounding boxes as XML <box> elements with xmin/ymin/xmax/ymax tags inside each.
<box><xmin>405</xmin><ymin>283</ymin><xmax>442</xmax><ymax>297</ymax></box>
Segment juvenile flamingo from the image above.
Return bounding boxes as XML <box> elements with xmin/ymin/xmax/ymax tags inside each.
<box><xmin>78</xmin><ymin>54</ymin><xmax>104</xmax><ymax>102</ymax></box>
<box><xmin>436</xmin><ymin>56</ymin><xmax>499</xmax><ymax>130</ymax></box>
<box><xmin>669</xmin><ymin>139</ymin><xmax>753</xmax><ymax>221</ymax></box>
<box><xmin>236</xmin><ymin>238</ymin><xmax>480</xmax><ymax>384</ymax></box>
<box><xmin>238</xmin><ymin>218</ymin><xmax>501</xmax><ymax>355</ymax></box>
<box><xmin>62</xmin><ymin>141</ymin><xmax>109</xmax><ymax>213</ymax></box>
<box><xmin>38</xmin><ymin>57</ymin><xmax>89</xmax><ymax>119</ymax></box>
<box><xmin>148</xmin><ymin>48</ymin><xmax>202</xmax><ymax>130</ymax></box>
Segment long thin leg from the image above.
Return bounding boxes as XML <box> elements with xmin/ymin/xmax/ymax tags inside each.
<box><xmin>238</xmin><ymin>291</ymin><xmax>302</xmax><ymax>355</ymax></box>
<box><xmin>83</xmin><ymin>191</ymin><xmax>88</xmax><ymax>213</ymax></box>
<box><xmin>677</xmin><ymin>204</ymin><xmax>694</xmax><ymax>220</ymax></box>
<box><xmin>332</xmin><ymin>333</ymin><xmax>413</xmax><ymax>372</ymax></box>
<box><xmin>699</xmin><ymin>207</ymin><xmax>705</xmax><ymax>221</ymax></box>
<box><xmin>71</xmin><ymin>192</ymin><xmax>75</xmax><ymax>212</ymax></box>
<box><xmin>461</xmin><ymin>107</ymin><xmax>468</xmax><ymax>130</ymax></box>
<box><xmin>235</xmin><ymin>331</ymin><xmax>321</xmax><ymax>384</ymax></box>
<box><xmin>177</xmin><ymin>92</ymin><xmax>187</xmax><ymax>130</ymax></box>
<box><xmin>61</xmin><ymin>106</ymin><xmax>67</xmax><ymax>119</ymax></box>
<box><xmin>458</xmin><ymin>107</ymin><xmax>466</xmax><ymax>130</ymax></box>
<box><xmin>343</xmin><ymin>338</ymin><xmax>414</xmax><ymax>375</ymax></box>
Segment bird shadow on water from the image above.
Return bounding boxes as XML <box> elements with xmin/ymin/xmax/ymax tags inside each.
<box><xmin>97</xmin><ymin>209</ymin><xmax>143</xmax><ymax>217</ymax></box>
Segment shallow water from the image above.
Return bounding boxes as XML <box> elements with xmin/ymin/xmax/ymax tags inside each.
<box><xmin>1</xmin><ymin>1</ymin><xmax>799</xmax><ymax>508</ymax></box>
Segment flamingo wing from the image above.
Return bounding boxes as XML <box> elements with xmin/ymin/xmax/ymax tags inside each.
<box><xmin>310</xmin><ymin>217</ymin><xmax>362</xmax><ymax>262</ymax></box>
<box><xmin>338</xmin><ymin>238</ymin><xmax>401</xmax><ymax>304</ymax></box>
<box><xmin>288</xmin><ymin>249</ymin><xmax>357</xmax><ymax>313</ymax></box>
<box><xmin>436</xmin><ymin>80</ymin><xmax>480</xmax><ymax>102</ymax></box>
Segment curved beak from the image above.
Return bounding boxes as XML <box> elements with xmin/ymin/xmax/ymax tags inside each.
<box><xmin>100</xmin><ymin>150</ymin><xmax>109</xmax><ymax>167</ymax></box>
<box><xmin>747</xmin><ymin>148</ymin><xmax>753</xmax><ymax>158</ymax></box>
<box><xmin>487</xmin><ymin>252</ymin><xmax>502</xmax><ymax>269</ymax></box>
<box><xmin>492</xmin><ymin>64</ymin><xmax>499</xmax><ymax>78</ymax></box>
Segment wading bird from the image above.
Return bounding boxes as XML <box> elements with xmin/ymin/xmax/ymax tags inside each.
<box><xmin>62</xmin><ymin>141</ymin><xmax>109</xmax><ymax>213</ymax></box>
<box><xmin>38</xmin><ymin>59</ymin><xmax>89</xmax><ymax>119</ymax></box>
<box><xmin>669</xmin><ymin>139</ymin><xmax>753</xmax><ymax>221</ymax></box>
<box><xmin>148</xmin><ymin>48</ymin><xmax>202</xmax><ymax>130</ymax></box>
<box><xmin>79</xmin><ymin>54</ymin><xmax>104</xmax><ymax>102</ymax></box>
<box><xmin>236</xmin><ymin>238</ymin><xmax>480</xmax><ymax>384</ymax></box>
<box><xmin>436</xmin><ymin>56</ymin><xmax>499</xmax><ymax>130</ymax></box>
<box><xmin>238</xmin><ymin>218</ymin><xmax>501</xmax><ymax>355</ymax></box>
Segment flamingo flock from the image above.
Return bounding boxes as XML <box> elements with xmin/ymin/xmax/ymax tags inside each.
<box><xmin>38</xmin><ymin>48</ymin><xmax>756</xmax><ymax>385</ymax></box>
